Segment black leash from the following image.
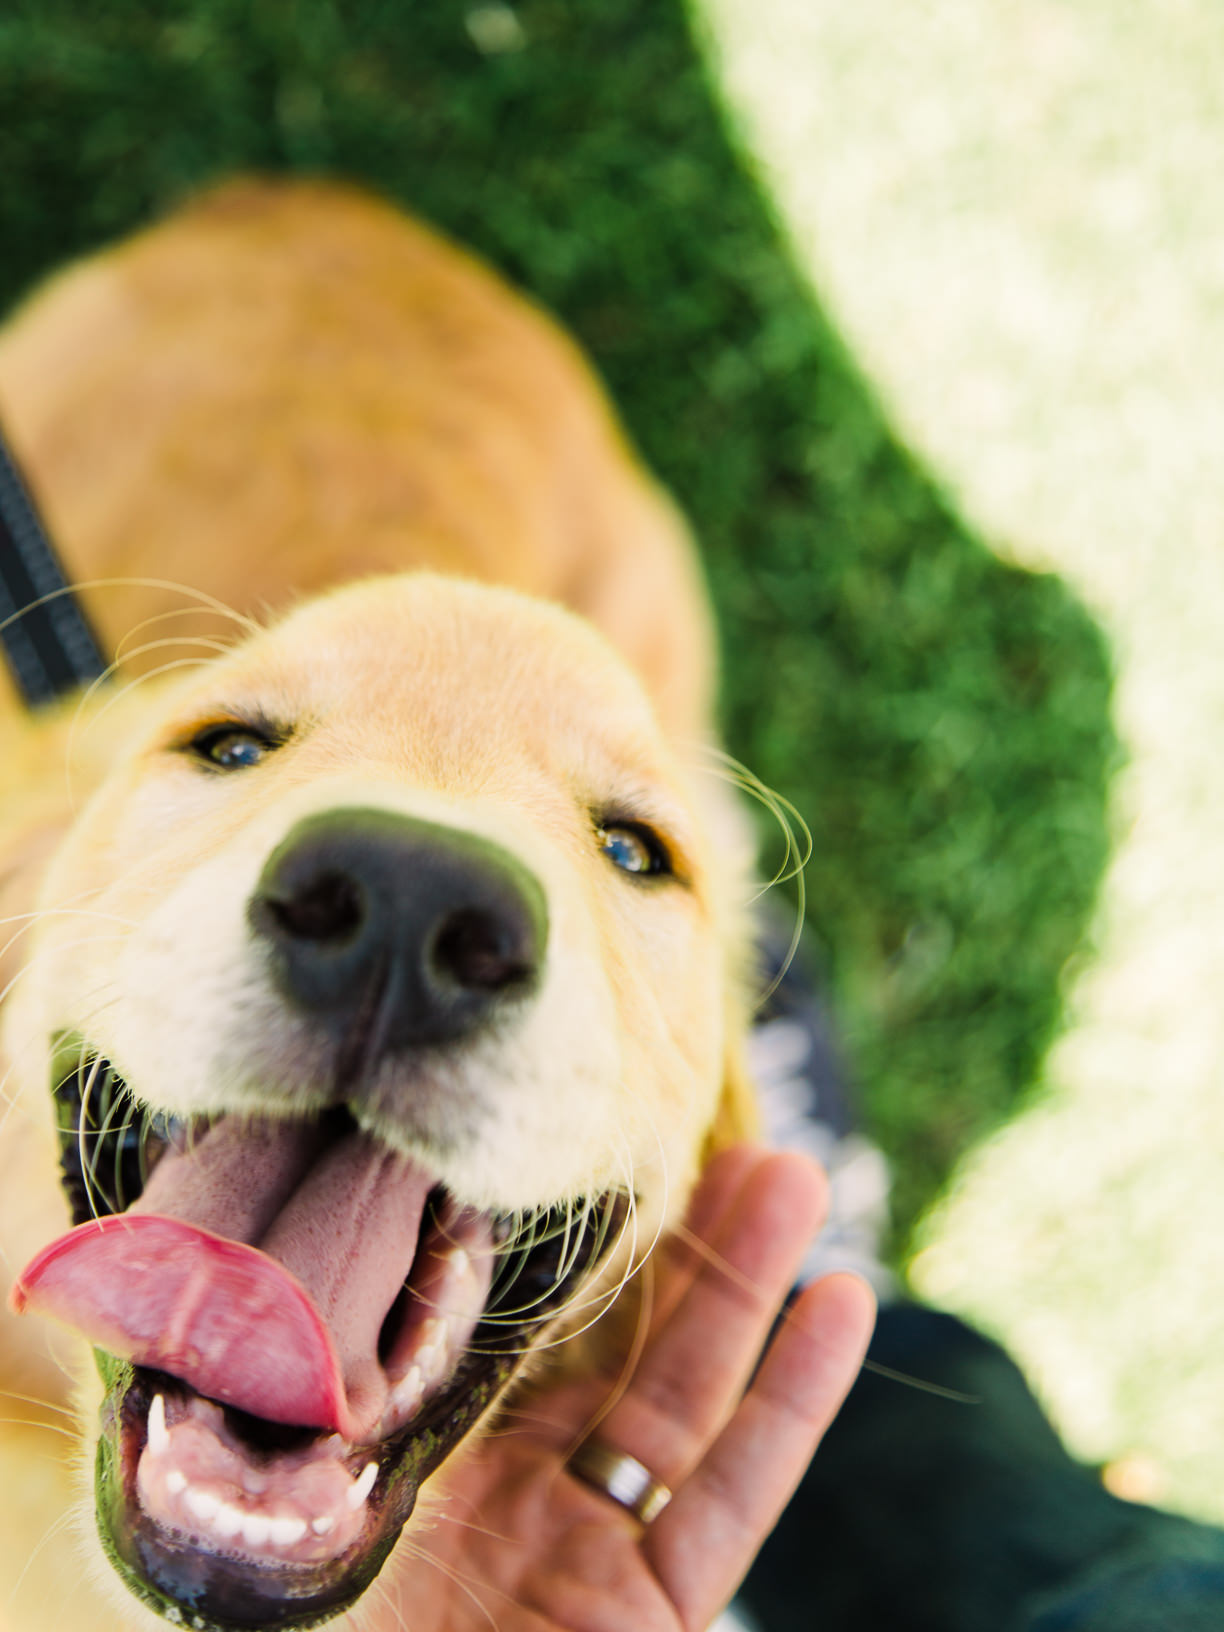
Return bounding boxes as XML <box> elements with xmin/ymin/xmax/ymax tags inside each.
<box><xmin>0</xmin><ymin>416</ymin><xmax>108</xmax><ymax>705</ymax></box>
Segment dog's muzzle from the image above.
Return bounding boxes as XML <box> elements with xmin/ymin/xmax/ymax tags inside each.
<box><xmin>10</xmin><ymin>805</ymin><xmax>633</xmax><ymax>1632</ymax></box>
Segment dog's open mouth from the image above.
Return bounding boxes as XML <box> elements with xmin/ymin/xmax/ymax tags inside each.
<box><xmin>11</xmin><ymin>1055</ymin><xmax>622</xmax><ymax>1631</ymax></box>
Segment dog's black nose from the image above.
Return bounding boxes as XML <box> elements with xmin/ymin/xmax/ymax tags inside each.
<box><xmin>248</xmin><ymin>808</ymin><xmax>548</xmax><ymax>1052</ymax></box>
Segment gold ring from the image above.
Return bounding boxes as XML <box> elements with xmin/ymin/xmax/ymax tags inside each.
<box><xmin>567</xmin><ymin>1439</ymin><xmax>673</xmax><ymax>1525</ymax></box>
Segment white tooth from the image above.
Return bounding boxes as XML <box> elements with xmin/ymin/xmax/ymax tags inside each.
<box><xmin>268</xmin><ymin>1516</ymin><xmax>307</xmax><ymax>1548</ymax></box>
<box><xmin>147</xmin><ymin>1394</ymin><xmax>170</xmax><ymax>1456</ymax></box>
<box><xmin>417</xmin><ymin>1318</ymin><xmax>452</xmax><ymax>1380</ymax></box>
<box><xmin>346</xmin><ymin>1462</ymin><xmax>377</xmax><ymax>1510</ymax></box>
<box><xmin>166</xmin><ymin>1470</ymin><xmax>188</xmax><ymax>1496</ymax></box>
<box><xmin>421</xmin><ymin>1316</ymin><xmax>448</xmax><ymax>1349</ymax></box>
<box><xmin>311</xmin><ymin>1514</ymin><xmax>336</xmax><ymax>1536</ymax></box>
<box><xmin>185</xmin><ymin>1488</ymin><xmax>221</xmax><ymax>1523</ymax></box>
<box><xmin>435</xmin><ymin>1254</ymin><xmax>475</xmax><ymax>1316</ymax></box>
<box><xmin>392</xmin><ymin>1365</ymin><xmax>424</xmax><ymax>1414</ymax></box>
<box><xmin>242</xmin><ymin>1514</ymin><xmax>272</xmax><ymax>1548</ymax></box>
<box><xmin>212</xmin><ymin>1503</ymin><xmax>244</xmax><ymax>1539</ymax></box>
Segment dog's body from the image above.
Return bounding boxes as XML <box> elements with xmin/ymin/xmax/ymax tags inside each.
<box><xmin>0</xmin><ymin>182</ymin><xmax>754</xmax><ymax>1631</ymax></box>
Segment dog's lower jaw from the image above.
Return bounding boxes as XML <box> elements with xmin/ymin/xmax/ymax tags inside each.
<box><xmin>94</xmin><ymin>1360</ymin><xmax>510</xmax><ymax>1632</ymax></box>
<box><xmin>87</xmin><ymin>1339</ymin><xmax>518</xmax><ymax>1630</ymax></box>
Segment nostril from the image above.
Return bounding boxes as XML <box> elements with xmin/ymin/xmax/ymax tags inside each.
<box><xmin>266</xmin><ymin>871</ymin><xmax>365</xmax><ymax>944</ymax></box>
<box><xmin>430</xmin><ymin>906</ymin><xmax>534</xmax><ymax>993</ymax></box>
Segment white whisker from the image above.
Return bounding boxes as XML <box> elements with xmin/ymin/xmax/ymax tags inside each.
<box><xmin>0</xmin><ymin>575</ymin><xmax>259</xmax><ymax>643</ymax></box>
<box><xmin>5</xmin><ymin>1506</ymin><xmax>79</xmax><ymax>1609</ymax></box>
<box><xmin>76</xmin><ymin>1051</ymin><xmax>106</xmax><ymax>1224</ymax></box>
<box><xmin>387</xmin><ymin>1533</ymin><xmax>501</xmax><ymax>1632</ymax></box>
<box><xmin>64</xmin><ymin>634</ymin><xmax>236</xmax><ymax>802</ymax></box>
<box><xmin>0</xmin><ymin>1387</ymin><xmax>75</xmax><ymax>1419</ymax></box>
<box><xmin>698</xmin><ymin>745</ymin><xmax>812</xmax><ymax>1007</ymax></box>
<box><xmin>69</xmin><ymin>654</ymin><xmax>220</xmax><ymax>765</ymax></box>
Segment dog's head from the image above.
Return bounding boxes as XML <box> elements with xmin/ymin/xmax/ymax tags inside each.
<box><xmin>6</xmin><ymin>570</ymin><xmax>753</xmax><ymax>1629</ymax></box>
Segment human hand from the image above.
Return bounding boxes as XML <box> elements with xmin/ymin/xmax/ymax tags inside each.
<box><xmin>377</xmin><ymin>1144</ymin><xmax>876</xmax><ymax>1631</ymax></box>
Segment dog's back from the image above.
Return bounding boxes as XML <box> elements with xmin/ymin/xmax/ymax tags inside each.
<box><xmin>0</xmin><ymin>179</ymin><xmax>713</xmax><ymax>744</ymax></box>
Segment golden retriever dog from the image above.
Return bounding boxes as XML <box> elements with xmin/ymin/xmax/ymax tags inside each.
<box><xmin>0</xmin><ymin>181</ymin><xmax>758</xmax><ymax>1631</ymax></box>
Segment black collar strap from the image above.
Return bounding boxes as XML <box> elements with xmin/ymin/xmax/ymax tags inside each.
<box><xmin>0</xmin><ymin>417</ymin><xmax>108</xmax><ymax>706</ymax></box>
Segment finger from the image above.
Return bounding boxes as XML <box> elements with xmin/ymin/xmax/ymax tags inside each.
<box><xmin>580</xmin><ymin>1149</ymin><xmax>830</xmax><ymax>1490</ymax></box>
<box><xmin>643</xmin><ymin>1143</ymin><xmax>772</xmax><ymax>1334</ymax></box>
<box><xmin>644</xmin><ymin>1272</ymin><xmax>876</xmax><ymax>1631</ymax></box>
<box><xmin>677</xmin><ymin>1143</ymin><xmax>769</xmax><ymax>1247</ymax></box>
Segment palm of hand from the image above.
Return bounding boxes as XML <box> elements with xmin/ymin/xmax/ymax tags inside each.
<box><xmin>371</xmin><ymin>1147</ymin><xmax>875</xmax><ymax>1632</ymax></box>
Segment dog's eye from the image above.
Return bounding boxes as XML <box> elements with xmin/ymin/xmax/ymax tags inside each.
<box><xmin>190</xmin><ymin>725</ymin><xmax>274</xmax><ymax>770</ymax></box>
<box><xmin>597</xmin><ymin>822</ymin><xmax>670</xmax><ymax>877</ymax></box>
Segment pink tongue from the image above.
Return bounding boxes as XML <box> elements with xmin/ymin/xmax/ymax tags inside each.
<box><xmin>10</xmin><ymin>1117</ymin><xmax>435</xmax><ymax>1439</ymax></box>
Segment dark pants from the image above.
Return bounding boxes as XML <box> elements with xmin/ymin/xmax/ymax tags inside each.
<box><xmin>739</xmin><ymin>1305</ymin><xmax>1224</xmax><ymax>1631</ymax></box>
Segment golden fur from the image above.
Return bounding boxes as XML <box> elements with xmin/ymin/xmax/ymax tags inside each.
<box><xmin>0</xmin><ymin>181</ymin><xmax>756</xmax><ymax>1631</ymax></box>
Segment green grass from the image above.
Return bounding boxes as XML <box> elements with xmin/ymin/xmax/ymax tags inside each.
<box><xmin>0</xmin><ymin>0</ymin><xmax>1118</xmax><ymax>1249</ymax></box>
